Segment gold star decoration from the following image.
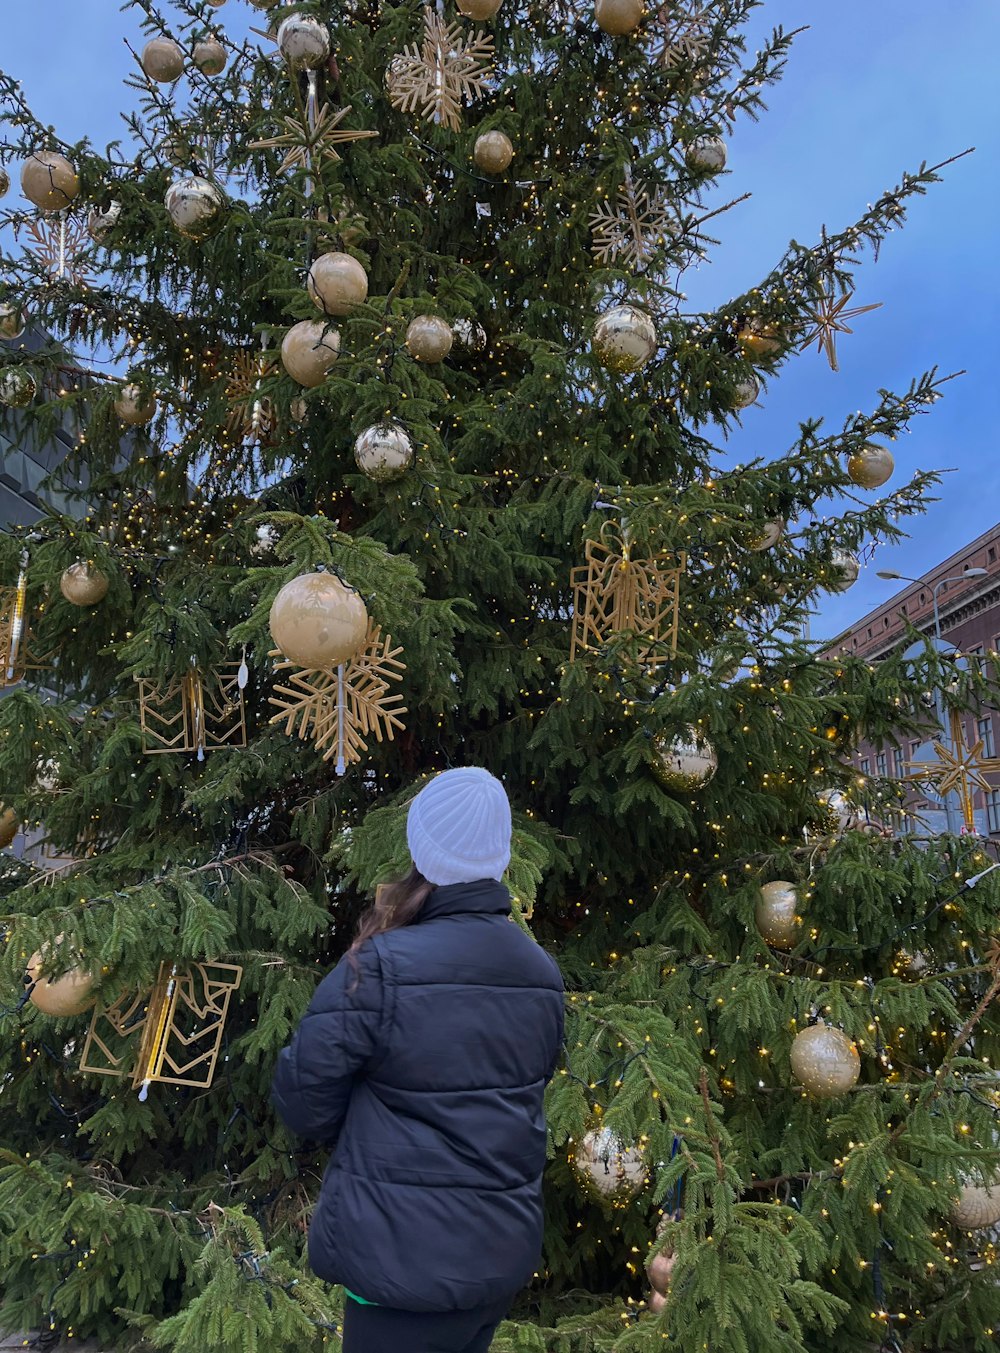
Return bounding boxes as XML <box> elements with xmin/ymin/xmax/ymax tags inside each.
<box><xmin>800</xmin><ymin>282</ymin><xmax>882</xmax><ymax>372</ymax></box>
<box><xmin>225</xmin><ymin>351</ymin><xmax>276</xmax><ymax>442</ymax></box>
<box><xmin>570</xmin><ymin>524</ymin><xmax>686</xmax><ymax>671</ymax></box>
<box><xmin>588</xmin><ymin>174</ymin><xmax>675</xmax><ymax>269</ymax></box>
<box><xmin>269</xmin><ymin>624</ymin><xmax>407</xmax><ymax>772</ymax></box>
<box><xmin>22</xmin><ymin>215</ymin><xmax>93</xmax><ymax>288</ymax></box>
<box><xmin>650</xmin><ymin>1</ymin><xmax>713</xmax><ymax>69</ymax></box>
<box><xmin>387</xmin><ymin>8</ymin><xmax>494</xmax><ymax>132</ymax></box>
<box><xmin>249</xmin><ymin>102</ymin><xmax>377</xmax><ymax>175</ymax></box>
<box><xmin>903</xmin><ymin>711</ymin><xmax>1000</xmax><ymax>830</ymax></box>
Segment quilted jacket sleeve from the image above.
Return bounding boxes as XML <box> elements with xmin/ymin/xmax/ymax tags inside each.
<box><xmin>271</xmin><ymin>943</ymin><xmax>386</xmax><ymax>1144</ymax></box>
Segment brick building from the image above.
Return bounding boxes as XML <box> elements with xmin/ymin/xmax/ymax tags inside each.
<box><xmin>826</xmin><ymin>522</ymin><xmax>1000</xmax><ymax>835</ymax></box>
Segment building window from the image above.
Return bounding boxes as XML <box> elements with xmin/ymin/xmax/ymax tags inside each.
<box><xmin>860</xmin><ymin>757</ymin><xmax>870</xmax><ymax>776</ymax></box>
<box><xmin>977</xmin><ymin>716</ymin><xmax>995</xmax><ymax>757</ymax></box>
<box><xmin>989</xmin><ymin>546</ymin><xmax>996</xmax><ymax>563</ymax></box>
<box><xmin>965</xmin><ymin>643</ymin><xmax>984</xmax><ymax>675</ymax></box>
<box><xmin>892</xmin><ymin>748</ymin><xmax>904</xmax><ymax>777</ymax></box>
<box><xmin>987</xmin><ymin>790</ymin><xmax>1000</xmax><ymax>834</ymax></box>
<box><xmin>875</xmin><ymin>751</ymin><xmax>887</xmax><ymax>777</ymax></box>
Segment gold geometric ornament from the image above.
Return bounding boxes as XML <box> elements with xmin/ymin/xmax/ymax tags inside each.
<box><xmin>800</xmin><ymin>281</ymin><xmax>882</xmax><ymax>373</ymax></box>
<box><xmin>387</xmin><ymin>8</ymin><xmax>494</xmax><ymax>132</ymax></box>
<box><xmin>136</xmin><ymin>660</ymin><xmax>248</xmax><ymax>758</ymax></box>
<box><xmin>570</xmin><ymin>524</ymin><xmax>686</xmax><ymax>670</ymax></box>
<box><xmin>269</xmin><ymin>622</ymin><xmax>407</xmax><ymax>773</ymax></box>
<box><xmin>80</xmin><ymin>960</ymin><xmax>243</xmax><ymax>1099</ymax></box>
<box><xmin>903</xmin><ymin>709</ymin><xmax>1000</xmax><ymax>832</ymax></box>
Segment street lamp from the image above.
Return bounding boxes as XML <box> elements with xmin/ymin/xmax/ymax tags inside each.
<box><xmin>875</xmin><ymin>566</ymin><xmax>989</xmax><ymax>834</ymax></box>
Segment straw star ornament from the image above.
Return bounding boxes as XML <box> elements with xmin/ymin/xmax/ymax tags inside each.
<box><xmin>249</xmin><ymin>103</ymin><xmax>377</xmax><ymax>174</ymax></box>
<box><xmin>801</xmin><ymin>282</ymin><xmax>882</xmax><ymax>371</ymax></box>
<box><xmin>387</xmin><ymin>7</ymin><xmax>494</xmax><ymax>131</ymax></box>
<box><xmin>589</xmin><ymin>175</ymin><xmax>674</xmax><ymax>268</ymax></box>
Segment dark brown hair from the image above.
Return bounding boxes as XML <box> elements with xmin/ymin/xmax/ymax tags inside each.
<box><xmin>347</xmin><ymin>865</ymin><xmax>433</xmax><ymax>974</ymax></box>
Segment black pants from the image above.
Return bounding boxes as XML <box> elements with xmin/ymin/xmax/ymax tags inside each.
<box><xmin>342</xmin><ymin>1295</ymin><xmax>510</xmax><ymax>1353</ymax></box>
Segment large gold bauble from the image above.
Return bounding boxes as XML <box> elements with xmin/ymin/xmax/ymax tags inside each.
<box><xmin>594</xmin><ymin>0</ymin><xmax>645</xmax><ymax>35</ymax></box>
<box><xmin>847</xmin><ymin>444</ymin><xmax>894</xmax><ymax>490</ymax></box>
<box><xmin>308</xmin><ymin>252</ymin><xmax>369</xmax><ymax>317</ymax></box>
<box><xmin>686</xmin><ymin>135</ymin><xmax>727</xmax><ymax>174</ymax></box>
<box><xmin>827</xmin><ymin>548</ymin><xmax>859</xmax><ymax>592</ymax></box>
<box><xmin>60</xmin><ymin>563</ymin><xmax>109</xmax><ymax>607</ymax></box>
<box><xmin>737</xmin><ymin>319</ymin><xmax>781</xmax><ymax>359</ymax></box>
<box><xmin>0</xmin><ymin>167</ymin><xmax>9</xmax><ymax>198</ymax></box>
<box><xmin>0</xmin><ymin>806</ymin><xmax>18</xmax><ymax>849</ymax></box>
<box><xmin>746</xmin><ymin>518</ymin><xmax>784</xmax><ymax>552</ymax></box>
<box><xmin>354</xmin><ymin>422</ymin><xmax>414</xmax><ymax>483</ymax></box>
<box><xmin>405</xmin><ymin>315</ymin><xmax>453</xmax><ymax>363</ymax></box>
<box><xmin>790</xmin><ymin>1022</ymin><xmax>860</xmax><ymax>1098</ymax></box>
<box><xmin>114</xmin><ymin>383</ymin><xmax>157</xmax><ymax>426</ymax></box>
<box><xmin>207</xmin><ymin>0</ymin><xmax>228</xmax><ymax>7</ymax></box>
<box><xmin>452</xmin><ymin>318</ymin><xmax>487</xmax><ymax>354</ymax></box>
<box><xmin>732</xmin><ymin>375</ymin><xmax>758</xmax><ymax>410</ymax></box>
<box><xmin>20</xmin><ymin>151</ymin><xmax>80</xmax><ymax>213</ymax></box>
<box><xmin>193</xmin><ymin>38</ymin><xmax>228</xmax><ymax>76</ymax></box>
<box><xmin>473</xmin><ymin>131</ymin><xmax>514</xmax><ymax>174</ymax></box>
<box><xmin>269</xmin><ymin>572</ymin><xmax>369</xmax><ymax>669</ymax></box>
<box><xmin>165</xmin><ymin>177</ymin><xmax>227</xmax><ymax>242</ymax></box>
<box><xmin>0</xmin><ymin>304</ymin><xmax>25</xmax><ymax>341</ymax></box>
<box><xmin>647</xmin><ymin>1288</ymin><xmax>667</xmax><ymax>1314</ymax></box>
<box><xmin>755</xmin><ymin>880</ymin><xmax>801</xmax><ymax>949</ymax></box>
<box><xmin>248</xmin><ymin>0</ymin><xmax>280</xmax><ymax>8</ymax></box>
<box><xmin>950</xmin><ymin>1179</ymin><xmax>1000</xmax><ymax>1230</ymax></box>
<box><xmin>646</xmin><ymin>1247</ymin><xmax>676</xmax><ymax>1295</ymax></box>
<box><xmin>277</xmin><ymin>15</ymin><xmax>331</xmax><ymax>69</ymax></box>
<box><xmin>88</xmin><ymin>200</ymin><xmax>123</xmax><ymax>243</ymax></box>
<box><xmin>592</xmin><ymin>304</ymin><xmax>657</xmax><ymax>373</ymax></box>
<box><xmin>141</xmin><ymin>37</ymin><xmax>185</xmax><ymax>83</ymax></box>
<box><xmin>0</xmin><ymin>368</ymin><xmax>36</xmax><ymax>407</ymax></box>
<box><xmin>651</xmin><ymin>727</ymin><xmax>718</xmax><ymax>793</ymax></box>
<box><xmin>457</xmin><ymin>0</ymin><xmax>503</xmax><ymax>16</ymax></box>
<box><xmin>26</xmin><ymin>942</ymin><xmax>96</xmax><ymax>1018</ymax></box>
<box><xmin>573</xmin><ymin>1126</ymin><xmax>646</xmax><ymax>1204</ymax></box>
<box><xmin>280</xmin><ymin>320</ymin><xmax>340</xmax><ymax>387</ymax></box>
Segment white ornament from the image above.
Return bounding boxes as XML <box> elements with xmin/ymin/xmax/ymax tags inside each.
<box><xmin>687</xmin><ymin>135</ymin><xmax>727</xmax><ymax>174</ymax></box>
<box><xmin>88</xmin><ymin>201</ymin><xmax>122</xmax><ymax>243</ymax></box>
<box><xmin>828</xmin><ymin>549</ymin><xmax>860</xmax><ymax>592</ymax></box>
<box><xmin>277</xmin><ymin>15</ymin><xmax>331</xmax><ymax>70</ymax></box>
<box><xmin>354</xmin><ymin>422</ymin><xmax>415</xmax><ymax>483</ymax></box>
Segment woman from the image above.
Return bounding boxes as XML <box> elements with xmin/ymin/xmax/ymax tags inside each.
<box><xmin>272</xmin><ymin>766</ymin><xmax>565</xmax><ymax>1353</ymax></box>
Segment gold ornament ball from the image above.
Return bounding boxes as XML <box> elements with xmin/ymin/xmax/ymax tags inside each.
<box><xmin>270</xmin><ymin>572</ymin><xmax>369</xmax><ymax>669</ymax></box>
<box><xmin>0</xmin><ymin>368</ymin><xmax>36</xmax><ymax>407</ymax></box>
<box><xmin>0</xmin><ymin>304</ymin><xmax>25</xmax><ymax>342</ymax></box>
<box><xmin>473</xmin><ymin>131</ymin><xmax>514</xmax><ymax>174</ymax></box>
<box><xmin>686</xmin><ymin>135</ymin><xmax>727</xmax><ymax>174</ymax></box>
<box><xmin>755</xmin><ymin>881</ymin><xmax>801</xmax><ymax>949</ymax></box>
<box><xmin>0</xmin><ymin>806</ymin><xmax>18</xmax><ymax>849</ymax></box>
<box><xmin>308</xmin><ymin>251</ymin><xmax>369</xmax><ymax>317</ymax></box>
<box><xmin>114</xmin><ymin>383</ymin><xmax>157</xmax><ymax>426</ymax></box>
<box><xmin>60</xmin><ymin>562</ymin><xmax>109</xmax><ymax>607</ymax></box>
<box><xmin>193</xmin><ymin>38</ymin><xmax>228</xmax><ymax>76</ymax></box>
<box><xmin>165</xmin><ymin>176</ymin><xmax>228</xmax><ymax>242</ymax></box>
<box><xmin>280</xmin><ymin>320</ymin><xmax>340</xmax><ymax>387</ymax></box>
<box><xmin>950</xmin><ymin>1179</ymin><xmax>1000</xmax><ymax>1231</ymax></box>
<box><xmin>592</xmin><ymin>304</ymin><xmax>657</xmax><ymax>374</ymax></box>
<box><xmin>0</xmin><ymin>167</ymin><xmax>9</xmax><ymax>198</ymax></box>
<box><xmin>406</xmin><ymin>315</ymin><xmax>453</xmax><ymax>363</ymax></box>
<box><xmin>818</xmin><ymin>787</ymin><xmax>854</xmax><ymax>833</ymax></box>
<box><xmin>573</xmin><ymin>1126</ymin><xmax>646</xmax><ymax>1204</ymax></box>
<box><xmin>248</xmin><ymin>0</ymin><xmax>280</xmax><ymax>8</ymax></box>
<box><xmin>141</xmin><ymin>36</ymin><xmax>185</xmax><ymax>83</ymax></box>
<box><xmin>647</xmin><ymin>1288</ymin><xmax>667</xmax><ymax>1315</ymax></box>
<box><xmin>452</xmin><ymin>318</ymin><xmax>487</xmax><ymax>354</ymax></box>
<box><xmin>594</xmin><ymin>0</ymin><xmax>645</xmax><ymax>35</ymax></box>
<box><xmin>737</xmin><ymin>319</ymin><xmax>781</xmax><ymax>359</ymax></box>
<box><xmin>847</xmin><ymin>444</ymin><xmax>894</xmax><ymax>490</ymax></box>
<box><xmin>790</xmin><ymin>1021</ymin><xmax>860</xmax><ymax>1098</ymax></box>
<box><xmin>646</xmin><ymin>1247</ymin><xmax>676</xmax><ymax>1295</ymax></box>
<box><xmin>354</xmin><ymin>422</ymin><xmax>414</xmax><ymax>483</ymax></box>
<box><xmin>207</xmin><ymin>0</ymin><xmax>228</xmax><ymax>7</ymax></box>
<box><xmin>746</xmin><ymin>518</ymin><xmax>784</xmax><ymax>552</ymax></box>
<box><xmin>732</xmin><ymin>375</ymin><xmax>758</xmax><ymax>410</ymax></box>
<box><xmin>827</xmin><ymin>548</ymin><xmax>859</xmax><ymax>592</ymax></box>
<box><xmin>25</xmin><ymin>943</ymin><xmax>96</xmax><ymax>1018</ymax></box>
<box><xmin>20</xmin><ymin>150</ymin><xmax>80</xmax><ymax>213</ymax></box>
<box><xmin>88</xmin><ymin>200</ymin><xmax>122</xmax><ymax>243</ymax></box>
<box><xmin>457</xmin><ymin>0</ymin><xmax>503</xmax><ymax>16</ymax></box>
<box><xmin>651</xmin><ymin>727</ymin><xmax>718</xmax><ymax>793</ymax></box>
<box><xmin>277</xmin><ymin>15</ymin><xmax>331</xmax><ymax>69</ymax></box>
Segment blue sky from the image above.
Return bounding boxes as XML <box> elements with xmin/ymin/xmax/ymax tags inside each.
<box><xmin>3</xmin><ymin>2</ymin><xmax>997</xmax><ymax>641</ymax></box>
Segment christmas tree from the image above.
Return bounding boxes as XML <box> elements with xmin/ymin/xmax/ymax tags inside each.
<box><xmin>1</xmin><ymin>2</ymin><xmax>998</xmax><ymax>1351</ymax></box>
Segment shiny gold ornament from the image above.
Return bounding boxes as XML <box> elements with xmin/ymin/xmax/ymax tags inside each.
<box><xmin>648</xmin><ymin>1288</ymin><xmax>667</xmax><ymax>1314</ymax></box>
<box><xmin>136</xmin><ymin>661</ymin><xmax>247</xmax><ymax>758</ymax></box>
<box><xmin>737</xmin><ymin>318</ymin><xmax>782</xmax><ymax>359</ymax></box>
<box><xmin>452</xmin><ymin>318</ymin><xmax>487</xmax><ymax>353</ymax></box>
<box><xmin>354</xmin><ymin>422</ymin><xmax>415</xmax><ymax>482</ymax></box>
<box><xmin>405</xmin><ymin>315</ymin><xmax>453</xmax><ymax>363</ymax></box>
<box><xmin>307</xmin><ymin>251</ymin><xmax>369</xmax><ymax>316</ymax></box>
<box><xmin>388</xmin><ymin>8</ymin><xmax>494</xmax><ymax>132</ymax></box>
<box><xmin>0</xmin><ymin>368</ymin><xmax>36</xmax><ymax>407</ymax></box>
<box><xmin>60</xmin><ymin>562</ymin><xmax>109</xmax><ymax>607</ymax></box>
<box><xmin>801</xmin><ymin>282</ymin><xmax>881</xmax><ymax>372</ymax></box>
<box><xmin>686</xmin><ymin>134</ymin><xmax>726</xmax><ymax>173</ymax></box>
<box><xmin>746</xmin><ymin>518</ymin><xmax>784</xmax><ymax>551</ymax></box>
<box><xmin>20</xmin><ymin>150</ymin><xmax>80</xmax><ymax>212</ymax></box>
<box><xmin>0</xmin><ymin>806</ymin><xmax>17</xmax><ymax>849</ymax></box>
<box><xmin>114</xmin><ymin>383</ymin><xmax>157</xmax><ymax>426</ymax></box>
<box><xmin>651</xmin><ymin>727</ymin><xmax>717</xmax><ymax>792</ymax></box>
<box><xmin>646</xmin><ymin>1246</ymin><xmax>676</xmax><ymax>1295</ymax></box>
<box><xmin>594</xmin><ymin>0</ymin><xmax>644</xmax><ymax>35</ymax></box>
<box><xmin>789</xmin><ymin>1021</ymin><xmax>860</xmax><ymax>1098</ymax></box>
<box><xmin>0</xmin><ymin>304</ymin><xmax>25</xmax><ymax>342</ymax></box>
<box><xmin>248</xmin><ymin>0</ymin><xmax>279</xmax><ymax>7</ymax></box>
<box><xmin>280</xmin><ymin>319</ymin><xmax>340</xmax><ymax>387</ymax></box>
<box><xmin>846</xmin><ymin>444</ymin><xmax>894</xmax><ymax>490</ymax></box>
<box><xmin>193</xmin><ymin>37</ymin><xmax>227</xmax><ymax>76</ymax></box>
<box><xmin>950</xmin><ymin>1178</ymin><xmax>1000</xmax><ymax>1230</ymax></box>
<box><xmin>457</xmin><ymin>0</ymin><xmax>502</xmax><ymax>15</ymax></box>
<box><xmin>26</xmin><ymin>941</ymin><xmax>96</xmax><ymax>1018</ymax></box>
<box><xmin>755</xmin><ymin>881</ymin><xmax>801</xmax><ymax>949</ymax></box>
<box><xmin>0</xmin><ymin>167</ymin><xmax>9</xmax><ymax>198</ymax></box>
<box><xmin>818</xmin><ymin>787</ymin><xmax>855</xmax><ymax>833</ymax></box>
<box><xmin>277</xmin><ymin>15</ymin><xmax>331</xmax><ymax>69</ymax></box>
<box><xmin>270</xmin><ymin>571</ymin><xmax>369</xmax><ymax>669</ymax></box>
<box><xmin>572</xmin><ymin>1126</ymin><xmax>646</xmax><ymax>1204</ymax></box>
<box><xmin>141</xmin><ymin>37</ymin><xmax>185</xmax><ymax>83</ymax></box>
<box><xmin>88</xmin><ymin>200</ymin><xmax>122</xmax><ymax>242</ymax></box>
<box><xmin>164</xmin><ymin>176</ymin><xmax>228</xmax><ymax>242</ymax></box>
<box><xmin>571</xmin><ymin>526</ymin><xmax>684</xmax><ymax>669</ymax></box>
<box><xmin>207</xmin><ymin>0</ymin><xmax>227</xmax><ymax>7</ymax></box>
<box><xmin>827</xmin><ymin>548</ymin><xmax>859</xmax><ymax>592</ymax></box>
<box><xmin>473</xmin><ymin>130</ymin><xmax>514</xmax><ymax>174</ymax></box>
<box><xmin>592</xmin><ymin>304</ymin><xmax>657</xmax><ymax>373</ymax></box>
<box><xmin>732</xmin><ymin>375</ymin><xmax>758</xmax><ymax>409</ymax></box>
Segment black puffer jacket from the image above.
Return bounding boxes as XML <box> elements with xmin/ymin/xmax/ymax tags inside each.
<box><xmin>271</xmin><ymin>879</ymin><xmax>565</xmax><ymax>1312</ymax></box>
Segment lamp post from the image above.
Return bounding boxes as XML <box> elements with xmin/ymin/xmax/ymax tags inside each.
<box><xmin>877</xmin><ymin>566</ymin><xmax>988</xmax><ymax>834</ymax></box>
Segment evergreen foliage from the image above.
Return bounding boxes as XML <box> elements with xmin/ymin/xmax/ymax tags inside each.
<box><xmin>0</xmin><ymin>2</ymin><xmax>996</xmax><ymax>1350</ymax></box>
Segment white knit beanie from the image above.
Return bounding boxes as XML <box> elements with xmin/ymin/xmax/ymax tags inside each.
<box><xmin>406</xmin><ymin>767</ymin><xmax>512</xmax><ymax>886</ymax></box>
